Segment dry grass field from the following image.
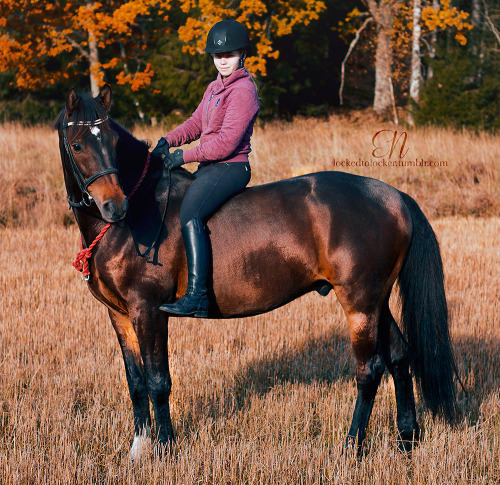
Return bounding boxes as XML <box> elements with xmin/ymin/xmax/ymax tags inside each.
<box><xmin>0</xmin><ymin>117</ymin><xmax>499</xmax><ymax>483</ymax></box>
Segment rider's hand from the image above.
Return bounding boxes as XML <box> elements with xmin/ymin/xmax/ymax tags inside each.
<box><xmin>164</xmin><ymin>149</ymin><xmax>185</xmax><ymax>169</ymax></box>
<box><xmin>151</xmin><ymin>137</ymin><xmax>170</xmax><ymax>158</ymax></box>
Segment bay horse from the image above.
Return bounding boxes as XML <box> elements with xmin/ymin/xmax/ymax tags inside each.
<box><xmin>54</xmin><ymin>85</ymin><xmax>457</xmax><ymax>459</ymax></box>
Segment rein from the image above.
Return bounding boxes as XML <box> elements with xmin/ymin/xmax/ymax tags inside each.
<box><xmin>72</xmin><ymin>152</ymin><xmax>152</xmax><ymax>281</ymax></box>
<box><xmin>62</xmin><ymin>116</ymin><xmax>118</xmax><ymax>208</ymax></box>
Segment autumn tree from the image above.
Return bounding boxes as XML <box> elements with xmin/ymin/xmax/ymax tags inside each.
<box><xmin>0</xmin><ymin>0</ymin><xmax>171</xmax><ymax>98</ymax></box>
<box><xmin>339</xmin><ymin>0</ymin><xmax>472</xmax><ymax>114</ymax></box>
<box><xmin>365</xmin><ymin>0</ymin><xmax>401</xmax><ymax>114</ymax></box>
<box><xmin>174</xmin><ymin>0</ymin><xmax>326</xmax><ymax>76</ymax></box>
<box><xmin>414</xmin><ymin>0</ymin><xmax>500</xmax><ymax>131</ymax></box>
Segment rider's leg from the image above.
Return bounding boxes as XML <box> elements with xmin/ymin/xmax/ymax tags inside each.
<box><xmin>160</xmin><ymin>162</ymin><xmax>251</xmax><ymax>317</ymax></box>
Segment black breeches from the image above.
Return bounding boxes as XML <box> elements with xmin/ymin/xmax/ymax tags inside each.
<box><xmin>179</xmin><ymin>162</ymin><xmax>251</xmax><ymax>227</ymax></box>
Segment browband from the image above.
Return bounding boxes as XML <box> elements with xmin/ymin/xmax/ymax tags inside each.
<box><xmin>63</xmin><ymin>117</ymin><xmax>108</xmax><ymax>128</ymax></box>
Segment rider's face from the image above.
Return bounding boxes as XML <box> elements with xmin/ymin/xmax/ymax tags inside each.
<box><xmin>213</xmin><ymin>50</ymin><xmax>242</xmax><ymax>77</ymax></box>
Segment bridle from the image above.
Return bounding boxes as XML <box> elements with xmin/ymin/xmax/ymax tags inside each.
<box><xmin>62</xmin><ymin>116</ymin><xmax>119</xmax><ymax>208</ymax></box>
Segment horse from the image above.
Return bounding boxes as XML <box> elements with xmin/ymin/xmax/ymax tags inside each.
<box><xmin>54</xmin><ymin>85</ymin><xmax>457</xmax><ymax>459</ymax></box>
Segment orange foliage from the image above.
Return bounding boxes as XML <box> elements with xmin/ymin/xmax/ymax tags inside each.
<box><xmin>0</xmin><ymin>0</ymin><xmax>169</xmax><ymax>91</ymax></box>
<box><xmin>421</xmin><ymin>0</ymin><xmax>473</xmax><ymax>46</ymax></box>
<box><xmin>338</xmin><ymin>1</ymin><xmax>474</xmax><ymax>94</ymax></box>
<box><xmin>0</xmin><ymin>0</ymin><xmax>325</xmax><ymax>91</ymax></box>
<box><xmin>177</xmin><ymin>0</ymin><xmax>326</xmax><ymax>76</ymax></box>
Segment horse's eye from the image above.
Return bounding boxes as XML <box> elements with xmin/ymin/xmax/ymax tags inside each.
<box><xmin>71</xmin><ymin>143</ymin><xmax>83</xmax><ymax>152</ymax></box>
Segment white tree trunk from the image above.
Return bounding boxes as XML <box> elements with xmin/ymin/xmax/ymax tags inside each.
<box><xmin>427</xmin><ymin>0</ymin><xmax>440</xmax><ymax>80</ymax></box>
<box><xmin>368</xmin><ymin>0</ymin><xmax>398</xmax><ymax>114</ymax></box>
<box><xmin>339</xmin><ymin>17</ymin><xmax>372</xmax><ymax>105</ymax></box>
<box><xmin>88</xmin><ymin>29</ymin><xmax>100</xmax><ymax>97</ymax></box>
<box><xmin>408</xmin><ymin>0</ymin><xmax>422</xmax><ymax>126</ymax></box>
<box><xmin>373</xmin><ymin>20</ymin><xmax>392</xmax><ymax>112</ymax></box>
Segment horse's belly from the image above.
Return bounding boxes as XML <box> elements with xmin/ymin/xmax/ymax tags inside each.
<box><xmin>210</xmin><ymin>234</ymin><xmax>319</xmax><ymax>318</ymax></box>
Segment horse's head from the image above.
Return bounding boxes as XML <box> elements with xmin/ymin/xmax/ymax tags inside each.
<box><xmin>56</xmin><ymin>85</ymin><xmax>128</xmax><ymax>222</ymax></box>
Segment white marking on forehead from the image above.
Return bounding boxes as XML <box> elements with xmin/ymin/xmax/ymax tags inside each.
<box><xmin>90</xmin><ymin>126</ymin><xmax>101</xmax><ymax>137</ymax></box>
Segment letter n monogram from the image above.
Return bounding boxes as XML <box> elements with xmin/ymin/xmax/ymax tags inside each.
<box><xmin>372</xmin><ymin>130</ymin><xmax>409</xmax><ymax>158</ymax></box>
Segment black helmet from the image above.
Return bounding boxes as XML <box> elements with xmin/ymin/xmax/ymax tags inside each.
<box><xmin>205</xmin><ymin>20</ymin><xmax>250</xmax><ymax>54</ymax></box>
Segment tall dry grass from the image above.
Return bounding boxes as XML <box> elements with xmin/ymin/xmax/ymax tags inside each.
<box><xmin>0</xmin><ymin>115</ymin><xmax>499</xmax><ymax>227</ymax></box>
<box><xmin>0</xmin><ymin>219</ymin><xmax>498</xmax><ymax>483</ymax></box>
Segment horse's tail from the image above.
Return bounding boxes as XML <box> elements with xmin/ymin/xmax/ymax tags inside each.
<box><xmin>397</xmin><ymin>191</ymin><xmax>457</xmax><ymax>421</ymax></box>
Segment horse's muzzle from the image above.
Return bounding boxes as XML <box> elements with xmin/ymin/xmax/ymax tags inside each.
<box><xmin>101</xmin><ymin>197</ymin><xmax>129</xmax><ymax>222</ymax></box>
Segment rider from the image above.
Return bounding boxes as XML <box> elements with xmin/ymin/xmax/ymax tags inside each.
<box><xmin>153</xmin><ymin>20</ymin><xmax>259</xmax><ymax>317</ymax></box>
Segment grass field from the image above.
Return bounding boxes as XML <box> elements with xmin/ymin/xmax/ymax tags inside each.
<box><xmin>0</xmin><ymin>119</ymin><xmax>499</xmax><ymax>483</ymax></box>
<box><xmin>1</xmin><ymin>115</ymin><xmax>499</xmax><ymax>227</ymax></box>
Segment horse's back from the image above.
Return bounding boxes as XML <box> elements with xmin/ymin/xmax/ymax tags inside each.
<box><xmin>205</xmin><ymin>171</ymin><xmax>412</xmax><ymax>317</ymax></box>
<box><xmin>211</xmin><ymin>171</ymin><xmax>411</xmax><ymax>248</ymax></box>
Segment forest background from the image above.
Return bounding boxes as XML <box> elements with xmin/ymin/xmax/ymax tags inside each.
<box><xmin>0</xmin><ymin>0</ymin><xmax>499</xmax><ymax>130</ymax></box>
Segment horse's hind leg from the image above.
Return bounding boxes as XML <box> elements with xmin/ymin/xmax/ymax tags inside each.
<box><xmin>342</xmin><ymin>308</ymin><xmax>386</xmax><ymax>453</ymax></box>
<box><xmin>108</xmin><ymin>309</ymin><xmax>152</xmax><ymax>459</ymax></box>
<box><xmin>379</xmin><ymin>301</ymin><xmax>419</xmax><ymax>451</ymax></box>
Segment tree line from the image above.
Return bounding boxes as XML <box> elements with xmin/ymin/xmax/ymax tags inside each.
<box><xmin>0</xmin><ymin>0</ymin><xmax>498</xmax><ymax>130</ymax></box>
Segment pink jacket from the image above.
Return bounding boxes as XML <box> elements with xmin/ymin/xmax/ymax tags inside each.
<box><xmin>165</xmin><ymin>68</ymin><xmax>259</xmax><ymax>165</ymax></box>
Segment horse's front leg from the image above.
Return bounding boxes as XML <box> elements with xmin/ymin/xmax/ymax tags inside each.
<box><xmin>131</xmin><ymin>306</ymin><xmax>174</xmax><ymax>448</ymax></box>
<box><xmin>107</xmin><ymin>309</ymin><xmax>152</xmax><ymax>460</ymax></box>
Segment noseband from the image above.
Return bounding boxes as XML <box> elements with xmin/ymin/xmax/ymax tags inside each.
<box><xmin>62</xmin><ymin>117</ymin><xmax>119</xmax><ymax>208</ymax></box>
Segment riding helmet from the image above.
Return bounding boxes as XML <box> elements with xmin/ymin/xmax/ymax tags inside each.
<box><xmin>205</xmin><ymin>20</ymin><xmax>250</xmax><ymax>54</ymax></box>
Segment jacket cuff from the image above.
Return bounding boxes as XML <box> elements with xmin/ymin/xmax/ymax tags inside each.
<box><xmin>182</xmin><ymin>148</ymin><xmax>198</xmax><ymax>164</ymax></box>
<box><xmin>164</xmin><ymin>134</ymin><xmax>175</xmax><ymax>147</ymax></box>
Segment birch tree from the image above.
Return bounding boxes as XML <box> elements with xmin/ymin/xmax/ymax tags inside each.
<box><xmin>365</xmin><ymin>0</ymin><xmax>401</xmax><ymax>113</ymax></box>
<box><xmin>408</xmin><ymin>0</ymin><xmax>422</xmax><ymax>125</ymax></box>
<box><xmin>340</xmin><ymin>0</ymin><xmax>472</xmax><ymax>114</ymax></box>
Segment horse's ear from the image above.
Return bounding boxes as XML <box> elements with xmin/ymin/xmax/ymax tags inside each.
<box><xmin>97</xmin><ymin>84</ymin><xmax>112</xmax><ymax>113</ymax></box>
<box><xmin>65</xmin><ymin>88</ymin><xmax>79</xmax><ymax>117</ymax></box>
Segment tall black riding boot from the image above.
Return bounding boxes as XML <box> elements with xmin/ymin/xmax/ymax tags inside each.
<box><xmin>159</xmin><ymin>218</ymin><xmax>210</xmax><ymax>317</ymax></box>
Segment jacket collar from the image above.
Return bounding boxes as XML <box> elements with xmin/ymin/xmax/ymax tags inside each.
<box><xmin>213</xmin><ymin>68</ymin><xmax>250</xmax><ymax>93</ymax></box>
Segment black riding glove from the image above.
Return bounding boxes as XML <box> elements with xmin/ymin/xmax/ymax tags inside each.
<box><xmin>164</xmin><ymin>149</ymin><xmax>185</xmax><ymax>169</ymax></box>
<box><xmin>152</xmin><ymin>137</ymin><xmax>170</xmax><ymax>158</ymax></box>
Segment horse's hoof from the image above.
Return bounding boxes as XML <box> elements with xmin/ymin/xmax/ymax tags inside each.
<box><xmin>396</xmin><ymin>429</ymin><xmax>419</xmax><ymax>454</ymax></box>
<box><xmin>343</xmin><ymin>435</ymin><xmax>363</xmax><ymax>458</ymax></box>
<box><xmin>129</xmin><ymin>433</ymin><xmax>152</xmax><ymax>463</ymax></box>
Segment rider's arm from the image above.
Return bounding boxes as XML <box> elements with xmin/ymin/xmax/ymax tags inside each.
<box><xmin>165</xmin><ymin>83</ymin><xmax>214</xmax><ymax>147</ymax></box>
<box><xmin>182</xmin><ymin>87</ymin><xmax>258</xmax><ymax>164</ymax></box>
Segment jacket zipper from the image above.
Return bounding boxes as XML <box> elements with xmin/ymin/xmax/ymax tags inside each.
<box><xmin>205</xmin><ymin>91</ymin><xmax>215</xmax><ymax>123</ymax></box>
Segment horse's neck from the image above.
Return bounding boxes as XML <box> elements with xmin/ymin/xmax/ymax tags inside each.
<box><xmin>74</xmin><ymin>210</ymin><xmax>109</xmax><ymax>247</ymax></box>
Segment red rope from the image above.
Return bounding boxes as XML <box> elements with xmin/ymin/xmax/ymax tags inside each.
<box><xmin>127</xmin><ymin>152</ymin><xmax>150</xmax><ymax>198</ymax></box>
<box><xmin>73</xmin><ymin>223</ymin><xmax>111</xmax><ymax>280</ymax></box>
<box><xmin>72</xmin><ymin>153</ymin><xmax>151</xmax><ymax>280</ymax></box>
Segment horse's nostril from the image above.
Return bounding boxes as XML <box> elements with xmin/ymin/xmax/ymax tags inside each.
<box><xmin>102</xmin><ymin>198</ymin><xmax>128</xmax><ymax>221</ymax></box>
<box><xmin>102</xmin><ymin>200</ymin><xmax>114</xmax><ymax>214</ymax></box>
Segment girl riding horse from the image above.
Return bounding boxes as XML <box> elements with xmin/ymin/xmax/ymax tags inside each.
<box><xmin>152</xmin><ymin>20</ymin><xmax>259</xmax><ymax>318</ymax></box>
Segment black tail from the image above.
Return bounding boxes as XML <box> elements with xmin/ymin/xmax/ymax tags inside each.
<box><xmin>397</xmin><ymin>192</ymin><xmax>457</xmax><ymax>421</ymax></box>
